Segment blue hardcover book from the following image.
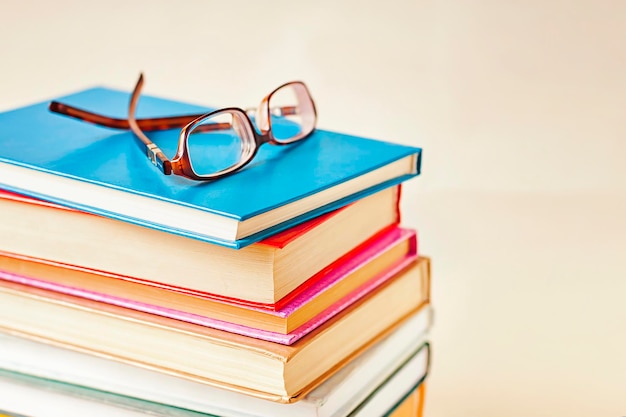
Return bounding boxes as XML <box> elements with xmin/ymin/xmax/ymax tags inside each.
<box><xmin>0</xmin><ymin>87</ymin><xmax>421</xmax><ymax>248</ymax></box>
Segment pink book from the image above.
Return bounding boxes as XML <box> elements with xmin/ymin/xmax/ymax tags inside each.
<box><xmin>0</xmin><ymin>227</ymin><xmax>417</xmax><ymax>345</ymax></box>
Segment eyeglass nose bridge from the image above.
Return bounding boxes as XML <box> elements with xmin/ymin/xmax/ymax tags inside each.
<box><xmin>242</xmin><ymin>106</ymin><xmax>272</xmax><ymax>147</ymax></box>
<box><xmin>242</xmin><ymin>106</ymin><xmax>271</xmax><ymax>142</ymax></box>
<box><xmin>255</xmin><ymin>96</ymin><xmax>271</xmax><ymax>138</ymax></box>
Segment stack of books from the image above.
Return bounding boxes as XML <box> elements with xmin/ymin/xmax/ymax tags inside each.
<box><xmin>0</xmin><ymin>85</ymin><xmax>431</xmax><ymax>416</ymax></box>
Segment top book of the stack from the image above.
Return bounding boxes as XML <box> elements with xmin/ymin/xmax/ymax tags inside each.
<box><xmin>0</xmin><ymin>87</ymin><xmax>421</xmax><ymax>248</ymax></box>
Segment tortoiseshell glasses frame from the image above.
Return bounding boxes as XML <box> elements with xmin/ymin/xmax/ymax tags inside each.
<box><xmin>48</xmin><ymin>74</ymin><xmax>317</xmax><ymax>180</ymax></box>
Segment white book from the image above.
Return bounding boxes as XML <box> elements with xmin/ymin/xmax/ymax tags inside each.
<box><xmin>0</xmin><ymin>307</ymin><xmax>432</xmax><ymax>417</ymax></box>
<box><xmin>0</xmin><ymin>343</ymin><xmax>428</xmax><ymax>417</ymax></box>
<box><xmin>349</xmin><ymin>342</ymin><xmax>429</xmax><ymax>416</ymax></box>
<box><xmin>0</xmin><ymin>375</ymin><xmax>161</xmax><ymax>417</ymax></box>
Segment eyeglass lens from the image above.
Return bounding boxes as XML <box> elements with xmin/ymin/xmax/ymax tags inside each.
<box><xmin>187</xmin><ymin>111</ymin><xmax>251</xmax><ymax>176</ymax></box>
<box><xmin>269</xmin><ymin>83</ymin><xmax>315</xmax><ymax>143</ymax></box>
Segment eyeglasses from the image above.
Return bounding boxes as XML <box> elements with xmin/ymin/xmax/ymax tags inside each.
<box><xmin>48</xmin><ymin>74</ymin><xmax>317</xmax><ymax>180</ymax></box>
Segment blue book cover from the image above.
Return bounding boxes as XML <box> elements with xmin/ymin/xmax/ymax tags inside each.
<box><xmin>0</xmin><ymin>87</ymin><xmax>421</xmax><ymax>248</ymax></box>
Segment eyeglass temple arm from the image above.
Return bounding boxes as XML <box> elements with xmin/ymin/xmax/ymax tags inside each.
<box><xmin>245</xmin><ymin>106</ymin><xmax>298</xmax><ymax>117</ymax></box>
<box><xmin>126</xmin><ymin>74</ymin><xmax>176</xmax><ymax>175</ymax></box>
<box><xmin>48</xmin><ymin>101</ymin><xmax>206</xmax><ymax>132</ymax></box>
<box><xmin>49</xmin><ymin>101</ymin><xmax>235</xmax><ymax>136</ymax></box>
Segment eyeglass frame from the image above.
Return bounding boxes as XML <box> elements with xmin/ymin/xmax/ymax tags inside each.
<box><xmin>48</xmin><ymin>74</ymin><xmax>318</xmax><ymax>180</ymax></box>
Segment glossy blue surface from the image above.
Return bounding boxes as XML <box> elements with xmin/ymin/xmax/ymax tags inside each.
<box><xmin>0</xmin><ymin>87</ymin><xmax>422</xmax><ymax>247</ymax></box>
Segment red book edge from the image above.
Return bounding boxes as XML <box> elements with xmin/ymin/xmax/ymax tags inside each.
<box><xmin>0</xmin><ymin>184</ymin><xmax>402</xmax><ymax>250</ymax></box>
<box><xmin>0</xmin><ymin>185</ymin><xmax>402</xmax><ymax>311</ymax></box>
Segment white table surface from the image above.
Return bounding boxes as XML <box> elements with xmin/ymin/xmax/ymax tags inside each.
<box><xmin>1</xmin><ymin>1</ymin><xmax>625</xmax><ymax>415</ymax></box>
<box><xmin>407</xmin><ymin>189</ymin><xmax>626</xmax><ymax>416</ymax></box>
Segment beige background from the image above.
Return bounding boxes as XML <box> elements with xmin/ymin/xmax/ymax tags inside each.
<box><xmin>1</xmin><ymin>1</ymin><xmax>625</xmax><ymax>415</ymax></box>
